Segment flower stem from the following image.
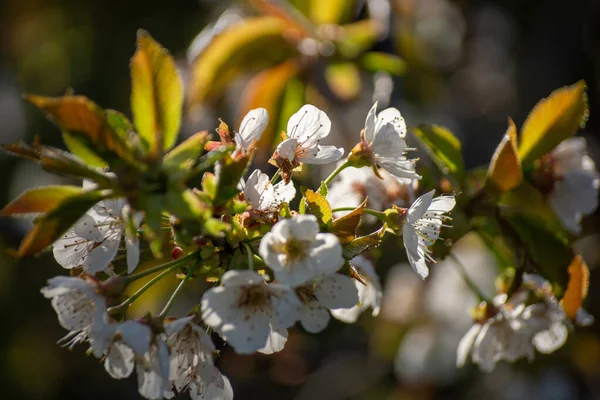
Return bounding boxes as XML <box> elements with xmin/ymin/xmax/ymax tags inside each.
<box><xmin>109</xmin><ymin>253</ymin><xmax>198</xmax><ymax>313</ymax></box>
<box><xmin>123</xmin><ymin>252</ymin><xmax>198</xmax><ymax>284</ymax></box>
<box><xmin>448</xmin><ymin>253</ymin><xmax>490</xmax><ymax>303</ymax></box>
<box><xmin>331</xmin><ymin>206</ymin><xmax>385</xmax><ymax>219</ymax></box>
<box><xmin>323</xmin><ymin>159</ymin><xmax>351</xmax><ymax>186</ymax></box>
<box><xmin>158</xmin><ymin>263</ymin><xmax>198</xmax><ymax>319</ymax></box>
<box><xmin>242</xmin><ymin>242</ymin><xmax>255</xmax><ymax>270</ymax></box>
<box><xmin>270</xmin><ymin>170</ymin><xmax>281</xmax><ymax>185</ymax></box>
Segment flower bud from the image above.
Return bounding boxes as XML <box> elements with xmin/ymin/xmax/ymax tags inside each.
<box><xmin>171</xmin><ymin>246</ymin><xmax>185</xmax><ymax>260</ymax></box>
<box><xmin>102</xmin><ymin>276</ymin><xmax>127</xmax><ymax>297</ymax></box>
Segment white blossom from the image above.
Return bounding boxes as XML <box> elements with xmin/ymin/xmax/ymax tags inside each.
<box><xmin>164</xmin><ymin>316</ymin><xmax>233</xmax><ymax>400</ymax></box>
<box><xmin>234</xmin><ymin>108</ymin><xmax>268</xmax><ymax>151</ymax></box>
<box><xmin>457</xmin><ymin>274</ymin><xmax>572</xmax><ymax>372</ymax></box>
<box><xmin>295</xmin><ymin>273</ymin><xmax>360</xmax><ymax>332</ymax></box>
<box><xmin>201</xmin><ymin>270</ymin><xmax>299</xmax><ymax>355</ymax></box>
<box><xmin>242</xmin><ymin>169</ymin><xmax>296</xmax><ymax>219</ymax></box>
<box><xmin>104</xmin><ymin>321</ymin><xmax>170</xmax><ymax>400</ymax></box>
<box><xmin>402</xmin><ymin>190</ymin><xmax>456</xmax><ymax>279</ymax></box>
<box><xmin>259</xmin><ymin>214</ymin><xmax>345</xmax><ymax>286</ymax></box>
<box><xmin>327</xmin><ymin>165</ymin><xmax>416</xmax><ymax>219</ymax></box>
<box><xmin>53</xmin><ymin>192</ymin><xmax>141</xmax><ymax>275</ymax></box>
<box><xmin>331</xmin><ymin>256</ymin><xmax>382</xmax><ymax>323</ymax></box>
<box><xmin>546</xmin><ymin>137</ymin><xmax>600</xmax><ymax>234</ymax></box>
<box><xmin>274</xmin><ymin>104</ymin><xmax>344</xmax><ymax>165</ymax></box>
<box><xmin>361</xmin><ymin>102</ymin><xmax>421</xmax><ymax>180</ymax></box>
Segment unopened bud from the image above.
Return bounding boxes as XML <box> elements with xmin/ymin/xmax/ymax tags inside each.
<box><xmin>171</xmin><ymin>246</ymin><xmax>185</xmax><ymax>260</ymax></box>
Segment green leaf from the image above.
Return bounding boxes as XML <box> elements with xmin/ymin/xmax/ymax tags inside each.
<box><xmin>317</xmin><ymin>181</ymin><xmax>328</xmax><ymax>197</ymax></box>
<box><xmin>342</xmin><ymin>224</ymin><xmax>386</xmax><ymax>260</ymax></box>
<box><xmin>337</xmin><ymin>19</ymin><xmax>383</xmax><ymax>59</ymax></box>
<box><xmin>518</xmin><ymin>80</ymin><xmax>588</xmax><ymax>165</ymax></box>
<box><xmin>331</xmin><ymin>198</ymin><xmax>367</xmax><ymax>244</ymax></box>
<box><xmin>25</xmin><ymin>95</ymin><xmax>134</xmax><ymax>165</ymax></box>
<box><xmin>324</xmin><ymin>62</ymin><xmax>361</xmax><ymax>101</ymax></box>
<box><xmin>131</xmin><ymin>30</ymin><xmax>183</xmax><ymax>155</ymax></box>
<box><xmin>309</xmin><ymin>0</ymin><xmax>354</xmax><ymax>24</ymax></box>
<box><xmin>140</xmin><ymin>193</ymin><xmax>164</xmax><ymax>258</ymax></box>
<box><xmin>163</xmin><ymin>131</ymin><xmax>208</xmax><ymax>174</ymax></box>
<box><xmin>502</xmin><ymin>214</ymin><xmax>572</xmax><ymax>296</ymax></box>
<box><xmin>165</xmin><ymin>187</ymin><xmax>208</xmax><ymax>220</ymax></box>
<box><xmin>486</xmin><ymin>118</ymin><xmax>522</xmax><ymax>193</ymax></box>
<box><xmin>39</xmin><ymin>147</ymin><xmax>115</xmax><ymax>187</ymax></box>
<box><xmin>360</xmin><ymin>52</ymin><xmax>408</xmax><ymax>76</ymax></box>
<box><xmin>412</xmin><ymin>124</ymin><xmax>465</xmax><ymax>182</ymax></box>
<box><xmin>214</xmin><ymin>153</ymin><xmax>251</xmax><ymax>205</ymax></box>
<box><xmin>471</xmin><ymin>216</ymin><xmax>515</xmax><ymax>271</ymax></box>
<box><xmin>229</xmin><ymin>248</ymin><xmax>249</xmax><ymax>270</ymax></box>
<box><xmin>304</xmin><ymin>189</ymin><xmax>333</xmax><ymax>228</ymax></box>
<box><xmin>201</xmin><ymin>172</ymin><xmax>217</xmax><ymax>200</ymax></box>
<box><xmin>189</xmin><ymin>17</ymin><xmax>296</xmax><ymax>104</ymax></box>
<box><xmin>62</xmin><ymin>131</ymin><xmax>108</xmax><ymax>168</ymax></box>
<box><xmin>17</xmin><ymin>190</ymin><xmax>108</xmax><ymax>257</ymax></box>
<box><xmin>1</xmin><ymin>186</ymin><xmax>84</xmax><ymax>216</ymax></box>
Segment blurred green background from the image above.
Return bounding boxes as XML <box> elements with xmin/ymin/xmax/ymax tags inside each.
<box><xmin>2</xmin><ymin>0</ymin><xmax>600</xmax><ymax>399</ymax></box>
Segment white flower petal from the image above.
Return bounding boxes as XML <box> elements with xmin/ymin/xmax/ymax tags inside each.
<box><xmin>105</xmin><ymin>342</ymin><xmax>135</xmax><ymax>379</ymax></box>
<box><xmin>377</xmin><ymin>157</ymin><xmax>421</xmax><ymax>180</ymax></box>
<box><xmin>237</xmin><ymin>108</ymin><xmax>268</xmax><ymax>147</ymax></box>
<box><xmin>402</xmin><ymin>225</ymin><xmax>429</xmax><ymax>279</ymax></box>
<box><xmin>297</xmin><ymin>145</ymin><xmax>344</xmax><ymax>164</ymax></box>
<box><xmin>456</xmin><ymin>324</ymin><xmax>481</xmax><ymax>367</ymax></box>
<box><xmin>222</xmin><ymin>312</ymin><xmax>271</xmax><ymax>354</ymax></box>
<box><xmin>314</xmin><ymin>273</ymin><xmax>359</xmax><ymax>309</ymax></box>
<box><xmin>287</xmin><ymin>104</ymin><xmax>331</xmax><ymax>146</ymax></box>
<box><xmin>258</xmin><ymin>324</ymin><xmax>288</xmax><ymax>354</ymax></box>
<box><xmin>375</xmin><ymin>107</ymin><xmax>407</xmax><ymax>139</ymax></box>
<box><xmin>244</xmin><ymin>169</ymin><xmax>267</xmax><ymax>208</ymax></box>
<box><xmin>118</xmin><ymin>321</ymin><xmax>152</xmax><ymax>355</ymax></box>
<box><xmin>575</xmin><ymin>308</ymin><xmax>594</xmax><ymax>326</ymax></box>
<box><xmin>533</xmin><ymin>322</ymin><xmax>568</xmax><ymax>354</ymax></box>
<box><xmin>363</xmin><ymin>102</ymin><xmax>378</xmax><ymax>143</ymax></box>
<box><xmin>136</xmin><ymin>340</ymin><xmax>170</xmax><ymax>400</ymax></box>
<box><xmin>308</xmin><ymin>233</ymin><xmax>345</xmax><ymax>276</ymax></box>
<box><xmin>201</xmin><ymin>287</ymin><xmax>239</xmax><ymax>328</ymax></box>
<box><xmin>299</xmin><ymin>301</ymin><xmax>330</xmax><ymax>333</ymax></box>
<box><xmin>275</xmin><ymin>138</ymin><xmax>298</xmax><ymax>161</ymax></box>
<box><xmin>221</xmin><ymin>270</ymin><xmax>266</xmax><ymax>287</ymax></box>
<box><xmin>407</xmin><ymin>191</ymin><xmax>435</xmax><ymax>225</ymax></box>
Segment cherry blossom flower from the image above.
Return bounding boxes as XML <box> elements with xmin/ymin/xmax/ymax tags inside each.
<box><xmin>40</xmin><ymin>276</ymin><xmax>114</xmax><ymax>354</ymax></box>
<box><xmin>402</xmin><ymin>190</ymin><xmax>456</xmax><ymax>279</ymax></box>
<box><xmin>163</xmin><ymin>316</ymin><xmax>233</xmax><ymax>400</ymax></box>
<box><xmin>353</xmin><ymin>102</ymin><xmax>421</xmax><ymax>180</ymax></box>
<box><xmin>104</xmin><ymin>321</ymin><xmax>170</xmax><ymax>400</ymax></box>
<box><xmin>200</xmin><ymin>270</ymin><xmax>299</xmax><ymax>355</ymax></box>
<box><xmin>541</xmin><ymin>137</ymin><xmax>600</xmax><ymax>234</ymax></box>
<box><xmin>271</xmin><ymin>105</ymin><xmax>344</xmax><ymax>181</ymax></box>
<box><xmin>241</xmin><ymin>169</ymin><xmax>296</xmax><ymax>222</ymax></box>
<box><xmin>331</xmin><ymin>256</ymin><xmax>382</xmax><ymax>323</ymax></box>
<box><xmin>327</xmin><ymin>165</ymin><xmax>417</xmax><ymax>219</ymax></box>
<box><xmin>295</xmin><ymin>273</ymin><xmax>359</xmax><ymax>332</ymax></box>
<box><xmin>53</xmin><ymin>193</ymin><xmax>141</xmax><ymax>275</ymax></box>
<box><xmin>234</xmin><ymin>108</ymin><xmax>268</xmax><ymax>152</ymax></box>
<box><xmin>457</xmin><ymin>274</ymin><xmax>572</xmax><ymax>372</ymax></box>
<box><xmin>259</xmin><ymin>214</ymin><xmax>345</xmax><ymax>286</ymax></box>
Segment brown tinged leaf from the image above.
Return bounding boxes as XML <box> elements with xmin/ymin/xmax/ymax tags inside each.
<box><xmin>17</xmin><ymin>190</ymin><xmax>109</xmax><ymax>257</ymax></box>
<box><xmin>486</xmin><ymin>118</ymin><xmax>523</xmax><ymax>193</ymax></box>
<box><xmin>1</xmin><ymin>186</ymin><xmax>84</xmax><ymax>216</ymax></box>
<box><xmin>1</xmin><ymin>141</ymin><xmax>41</xmax><ymax>161</ymax></box>
<box><xmin>25</xmin><ymin>95</ymin><xmax>133</xmax><ymax>164</ymax></box>
<box><xmin>561</xmin><ymin>255</ymin><xmax>590</xmax><ymax>320</ymax></box>
<box><xmin>131</xmin><ymin>30</ymin><xmax>183</xmax><ymax>156</ymax></box>
<box><xmin>342</xmin><ymin>224</ymin><xmax>386</xmax><ymax>260</ymax></box>
<box><xmin>518</xmin><ymin>80</ymin><xmax>588</xmax><ymax>165</ymax></box>
<box><xmin>331</xmin><ymin>198</ymin><xmax>367</xmax><ymax>244</ymax></box>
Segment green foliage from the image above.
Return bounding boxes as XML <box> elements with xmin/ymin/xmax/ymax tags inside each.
<box><xmin>412</xmin><ymin>124</ymin><xmax>465</xmax><ymax>185</ymax></box>
<box><xmin>303</xmin><ymin>189</ymin><xmax>333</xmax><ymax>228</ymax></box>
<box><xmin>131</xmin><ymin>30</ymin><xmax>183</xmax><ymax>157</ymax></box>
<box><xmin>342</xmin><ymin>224</ymin><xmax>386</xmax><ymax>260</ymax></box>
<box><xmin>331</xmin><ymin>199</ymin><xmax>367</xmax><ymax>244</ymax></box>
<box><xmin>518</xmin><ymin>80</ymin><xmax>588</xmax><ymax>165</ymax></box>
<box><xmin>0</xmin><ymin>186</ymin><xmax>86</xmax><ymax>216</ymax></box>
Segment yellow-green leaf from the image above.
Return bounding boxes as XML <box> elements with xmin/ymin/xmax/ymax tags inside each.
<box><xmin>131</xmin><ymin>30</ymin><xmax>183</xmax><ymax>155</ymax></box>
<box><xmin>25</xmin><ymin>95</ymin><xmax>133</xmax><ymax>163</ymax></box>
<box><xmin>1</xmin><ymin>186</ymin><xmax>83</xmax><ymax>216</ymax></box>
<box><xmin>486</xmin><ymin>118</ymin><xmax>522</xmax><ymax>193</ymax></box>
<box><xmin>325</xmin><ymin>62</ymin><xmax>361</xmax><ymax>101</ymax></box>
<box><xmin>518</xmin><ymin>80</ymin><xmax>588</xmax><ymax>165</ymax></box>
<box><xmin>331</xmin><ymin>198</ymin><xmax>367</xmax><ymax>244</ymax></box>
<box><xmin>17</xmin><ymin>190</ymin><xmax>108</xmax><ymax>257</ymax></box>
<box><xmin>342</xmin><ymin>224</ymin><xmax>386</xmax><ymax>260</ymax></box>
<box><xmin>337</xmin><ymin>19</ymin><xmax>383</xmax><ymax>58</ymax></box>
<box><xmin>163</xmin><ymin>131</ymin><xmax>208</xmax><ymax>174</ymax></box>
<box><xmin>561</xmin><ymin>255</ymin><xmax>590</xmax><ymax>320</ymax></box>
<box><xmin>62</xmin><ymin>131</ymin><xmax>108</xmax><ymax>168</ymax></box>
<box><xmin>309</xmin><ymin>0</ymin><xmax>354</xmax><ymax>25</ymax></box>
<box><xmin>304</xmin><ymin>189</ymin><xmax>333</xmax><ymax>228</ymax></box>
<box><xmin>189</xmin><ymin>17</ymin><xmax>296</xmax><ymax>104</ymax></box>
<box><xmin>413</xmin><ymin>124</ymin><xmax>465</xmax><ymax>180</ymax></box>
<box><xmin>360</xmin><ymin>52</ymin><xmax>408</xmax><ymax>76</ymax></box>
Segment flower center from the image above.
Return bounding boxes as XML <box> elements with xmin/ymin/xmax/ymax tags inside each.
<box><xmin>295</xmin><ymin>284</ymin><xmax>316</xmax><ymax>304</ymax></box>
<box><xmin>237</xmin><ymin>284</ymin><xmax>272</xmax><ymax>311</ymax></box>
<box><xmin>280</xmin><ymin>239</ymin><xmax>310</xmax><ymax>263</ymax></box>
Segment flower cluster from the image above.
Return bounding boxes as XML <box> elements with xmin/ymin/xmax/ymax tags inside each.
<box><xmin>3</xmin><ymin>38</ymin><xmax>595</xmax><ymax>399</ymax></box>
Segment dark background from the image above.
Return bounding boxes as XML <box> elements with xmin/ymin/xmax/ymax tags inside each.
<box><xmin>1</xmin><ymin>0</ymin><xmax>600</xmax><ymax>399</ymax></box>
